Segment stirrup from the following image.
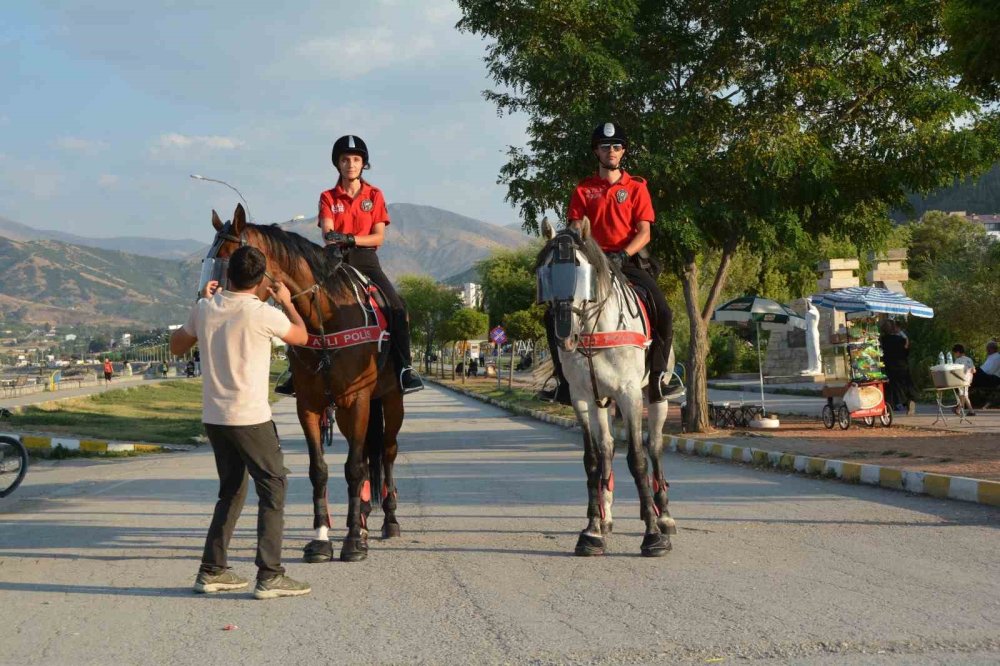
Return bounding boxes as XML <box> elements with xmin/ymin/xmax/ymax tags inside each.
<box><xmin>652</xmin><ymin>372</ymin><xmax>685</xmax><ymax>403</ymax></box>
<box><xmin>400</xmin><ymin>367</ymin><xmax>424</xmax><ymax>394</ymax></box>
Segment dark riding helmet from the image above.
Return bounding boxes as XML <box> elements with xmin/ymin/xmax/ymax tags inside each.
<box><xmin>331</xmin><ymin>135</ymin><xmax>370</xmax><ymax>168</ymax></box>
<box><xmin>591</xmin><ymin>122</ymin><xmax>628</xmax><ymax>150</ymax></box>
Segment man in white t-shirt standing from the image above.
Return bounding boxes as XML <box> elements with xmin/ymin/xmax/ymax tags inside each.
<box><xmin>170</xmin><ymin>245</ymin><xmax>311</xmax><ymax>599</ymax></box>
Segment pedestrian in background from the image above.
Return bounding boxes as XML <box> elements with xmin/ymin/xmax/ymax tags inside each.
<box><xmin>170</xmin><ymin>245</ymin><xmax>312</xmax><ymax>600</ymax></box>
<box><xmin>952</xmin><ymin>344</ymin><xmax>976</xmax><ymax>416</ymax></box>
<box><xmin>880</xmin><ymin>319</ymin><xmax>917</xmax><ymax>415</ymax></box>
<box><xmin>103</xmin><ymin>358</ymin><xmax>113</xmax><ymax>384</ymax></box>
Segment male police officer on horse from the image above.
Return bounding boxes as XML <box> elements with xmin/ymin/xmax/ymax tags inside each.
<box><xmin>540</xmin><ymin>122</ymin><xmax>682</xmax><ymax>406</ymax></box>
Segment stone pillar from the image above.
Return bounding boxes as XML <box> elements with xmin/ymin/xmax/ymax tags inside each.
<box><xmin>867</xmin><ymin>249</ymin><xmax>908</xmax><ymax>293</ymax></box>
<box><xmin>816</xmin><ymin>258</ymin><xmax>860</xmax><ymax>380</ymax></box>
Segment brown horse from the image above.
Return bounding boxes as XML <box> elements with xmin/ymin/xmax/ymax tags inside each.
<box><xmin>209</xmin><ymin>204</ymin><xmax>404</xmax><ymax>563</ymax></box>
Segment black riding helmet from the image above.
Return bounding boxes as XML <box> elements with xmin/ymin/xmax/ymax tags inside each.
<box><xmin>331</xmin><ymin>135</ymin><xmax>370</xmax><ymax>169</ymax></box>
<box><xmin>591</xmin><ymin>122</ymin><xmax>628</xmax><ymax>150</ymax></box>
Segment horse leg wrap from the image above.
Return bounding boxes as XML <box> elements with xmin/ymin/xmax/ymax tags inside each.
<box><xmin>313</xmin><ymin>499</ymin><xmax>332</xmax><ymax>529</ymax></box>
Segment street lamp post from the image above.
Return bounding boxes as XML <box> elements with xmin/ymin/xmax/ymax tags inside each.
<box><xmin>190</xmin><ymin>174</ymin><xmax>254</xmax><ymax>221</ymax></box>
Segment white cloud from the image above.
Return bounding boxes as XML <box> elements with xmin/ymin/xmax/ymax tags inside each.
<box><xmin>292</xmin><ymin>28</ymin><xmax>434</xmax><ymax>78</ymax></box>
<box><xmin>152</xmin><ymin>133</ymin><xmax>245</xmax><ymax>152</ymax></box>
<box><xmin>53</xmin><ymin>136</ymin><xmax>107</xmax><ymax>153</ymax></box>
<box><xmin>97</xmin><ymin>174</ymin><xmax>119</xmax><ymax>187</ymax></box>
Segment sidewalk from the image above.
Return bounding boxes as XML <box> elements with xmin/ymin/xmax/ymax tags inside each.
<box><xmin>440</xmin><ymin>373</ymin><xmax>1000</xmax><ymax>483</ymax></box>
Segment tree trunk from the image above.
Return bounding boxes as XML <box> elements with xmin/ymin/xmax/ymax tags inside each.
<box><xmin>508</xmin><ymin>342</ymin><xmax>515</xmax><ymax>389</ymax></box>
<box><xmin>451</xmin><ymin>343</ymin><xmax>457</xmax><ymax>381</ymax></box>
<box><xmin>682</xmin><ymin>245</ymin><xmax>737</xmax><ymax>433</ymax></box>
<box><xmin>682</xmin><ymin>260</ymin><xmax>712</xmax><ymax>433</ymax></box>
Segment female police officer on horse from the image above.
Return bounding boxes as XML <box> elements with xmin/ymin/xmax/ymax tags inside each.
<box><xmin>277</xmin><ymin>135</ymin><xmax>423</xmax><ymax>395</ymax></box>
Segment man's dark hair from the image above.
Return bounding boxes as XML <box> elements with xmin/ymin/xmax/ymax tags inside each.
<box><xmin>952</xmin><ymin>344</ymin><xmax>965</xmax><ymax>354</ymax></box>
<box><xmin>228</xmin><ymin>246</ymin><xmax>267</xmax><ymax>290</ymax></box>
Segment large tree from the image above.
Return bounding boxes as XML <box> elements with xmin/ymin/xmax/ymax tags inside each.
<box><xmin>475</xmin><ymin>245</ymin><xmax>541</xmax><ymax>327</ymax></box>
<box><xmin>458</xmin><ymin>0</ymin><xmax>1000</xmax><ymax>431</ymax></box>
<box><xmin>398</xmin><ymin>275</ymin><xmax>462</xmax><ymax>372</ymax></box>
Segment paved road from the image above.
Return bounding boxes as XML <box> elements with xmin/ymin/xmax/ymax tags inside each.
<box><xmin>1</xmin><ymin>385</ymin><xmax>998</xmax><ymax>665</ymax></box>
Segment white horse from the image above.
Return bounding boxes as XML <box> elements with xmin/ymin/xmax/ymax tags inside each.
<box><xmin>537</xmin><ymin>218</ymin><xmax>677</xmax><ymax>557</ymax></box>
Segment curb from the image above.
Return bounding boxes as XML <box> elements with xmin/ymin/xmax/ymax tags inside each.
<box><xmin>428</xmin><ymin>379</ymin><xmax>1000</xmax><ymax>509</ymax></box>
<box><xmin>1</xmin><ymin>431</ymin><xmax>195</xmax><ymax>455</ymax></box>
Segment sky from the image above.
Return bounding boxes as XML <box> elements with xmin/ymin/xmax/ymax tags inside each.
<box><xmin>0</xmin><ymin>0</ymin><xmax>528</xmax><ymax>242</ymax></box>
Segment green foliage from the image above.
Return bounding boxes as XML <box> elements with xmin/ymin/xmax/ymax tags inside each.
<box><xmin>943</xmin><ymin>0</ymin><xmax>1000</xmax><ymax>98</ymax></box>
<box><xmin>906</xmin><ymin>210</ymin><xmax>989</xmax><ymax>279</ymax></box>
<box><xmin>475</xmin><ymin>245</ymin><xmax>542</xmax><ymax>327</ymax></box>
<box><xmin>443</xmin><ymin>308</ymin><xmax>489</xmax><ymax>343</ymax></box>
<box><xmin>503</xmin><ymin>306</ymin><xmax>545</xmax><ymax>343</ymax></box>
<box><xmin>398</xmin><ymin>275</ymin><xmax>462</xmax><ymax>350</ymax></box>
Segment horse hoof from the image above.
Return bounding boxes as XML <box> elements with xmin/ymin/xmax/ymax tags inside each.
<box><xmin>640</xmin><ymin>532</ymin><xmax>672</xmax><ymax>557</ymax></box>
<box><xmin>382</xmin><ymin>522</ymin><xmax>401</xmax><ymax>539</ymax></box>
<box><xmin>340</xmin><ymin>536</ymin><xmax>369</xmax><ymax>562</ymax></box>
<box><xmin>574</xmin><ymin>533</ymin><xmax>605</xmax><ymax>557</ymax></box>
<box><xmin>303</xmin><ymin>539</ymin><xmax>333</xmax><ymax>563</ymax></box>
<box><xmin>600</xmin><ymin>521</ymin><xmax>613</xmax><ymax>536</ymax></box>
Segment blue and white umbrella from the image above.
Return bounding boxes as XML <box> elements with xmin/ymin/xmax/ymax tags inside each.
<box><xmin>810</xmin><ymin>286</ymin><xmax>934</xmax><ymax>319</ymax></box>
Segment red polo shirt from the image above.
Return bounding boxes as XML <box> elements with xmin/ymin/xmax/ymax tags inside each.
<box><xmin>318</xmin><ymin>180</ymin><xmax>390</xmax><ymax>243</ymax></box>
<box><xmin>567</xmin><ymin>171</ymin><xmax>655</xmax><ymax>252</ymax></box>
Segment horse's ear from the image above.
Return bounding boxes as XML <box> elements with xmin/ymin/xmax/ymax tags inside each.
<box><xmin>212</xmin><ymin>210</ymin><xmax>224</xmax><ymax>231</ymax></box>
<box><xmin>580</xmin><ymin>216</ymin><xmax>591</xmax><ymax>240</ymax></box>
<box><xmin>541</xmin><ymin>217</ymin><xmax>555</xmax><ymax>240</ymax></box>
<box><xmin>233</xmin><ymin>203</ymin><xmax>247</xmax><ymax>233</ymax></box>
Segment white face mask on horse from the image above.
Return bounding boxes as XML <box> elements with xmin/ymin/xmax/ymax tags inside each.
<box><xmin>537</xmin><ymin>228</ymin><xmax>597</xmax><ymax>350</ymax></box>
<box><xmin>198</xmin><ymin>221</ymin><xmax>238</xmax><ymax>294</ymax></box>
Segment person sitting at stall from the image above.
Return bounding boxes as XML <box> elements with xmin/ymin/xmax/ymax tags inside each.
<box><xmin>952</xmin><ymin>344</ymin><xmax>976</xmax><ymax>416</ymax></box>
<box><xmin>970</xmin><ymin>341</ymin><xmax>1000</xmax><ymax>409</ymax></box>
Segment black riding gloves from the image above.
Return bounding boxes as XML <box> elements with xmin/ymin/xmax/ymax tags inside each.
<box><xmin>608</xmin><ymin>251</ymin><xmax>629</xmax><ymax>270</ymax></box>
<box><xmin>324</xmin><ymin>231</ymin><xmax>356</xmax><ymax>248</ymax></box>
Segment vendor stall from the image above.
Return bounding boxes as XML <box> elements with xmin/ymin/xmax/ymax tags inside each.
<box><xmin>811</xmin><ymin>287</ymin><xmax>934</xmax><ymax>430</ymax></box>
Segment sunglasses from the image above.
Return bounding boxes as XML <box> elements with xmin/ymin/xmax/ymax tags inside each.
<box><xmin>597</xmin><ymin>143</ymin><xmax>625</xmax><ymax>152</ymax></box>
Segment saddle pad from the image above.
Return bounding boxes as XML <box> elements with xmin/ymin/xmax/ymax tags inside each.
<box><xmin>577</xmin><ymin>279</ymin><xmax>652</xmax><ymax>350</ymax></box>
<box><xmin>301</xmin><ymin>284</ymin><xmax>390</xmax><ymax>350</ymax></box>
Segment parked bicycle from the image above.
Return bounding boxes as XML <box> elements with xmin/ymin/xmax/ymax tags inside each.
<box><xmin>0</xmin><ymin>434</ymin><xmax>27</xmax><ymax>498</ymax></box>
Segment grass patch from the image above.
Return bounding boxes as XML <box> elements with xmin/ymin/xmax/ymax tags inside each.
<box><xmin>9</xmin><ymin>380</ymin><xmax>204</xmax><ymax>445</ymax></box>
<box><xmin>436</xmin><ymin>378</ymin><xmax>574</xmax><ymax>417</ymax></box>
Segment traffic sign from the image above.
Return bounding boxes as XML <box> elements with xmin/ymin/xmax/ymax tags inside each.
<box><xmin>489</xmin><ymin>326</ymin><xmax>507</xmax><ymax>345</ymax></box>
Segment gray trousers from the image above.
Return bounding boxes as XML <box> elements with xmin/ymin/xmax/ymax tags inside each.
<box><xmin>200</xmin><ymin>421</ymin><xmax>288</xmax><ymax>580</ymax></box>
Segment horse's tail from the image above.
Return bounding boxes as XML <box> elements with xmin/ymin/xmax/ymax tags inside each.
<box><xmin>365</xmin><ymin>397</ymin><xmax>385</xmax><ymax>515</ymax></box>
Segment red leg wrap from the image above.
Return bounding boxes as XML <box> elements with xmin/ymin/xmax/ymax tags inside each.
<box><xmin>360</xmin><ymin>479</ymin><xmax>371</xmax><ymax>503</ymax></box>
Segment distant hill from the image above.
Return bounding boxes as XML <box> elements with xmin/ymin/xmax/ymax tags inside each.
<box><xmin>0</xmin><ymin>215</ymin><xmax>203</xmax><ymax>260</ymax></box>
<box><xmin>0</xmin><ymin>203</ymin><xmax>533</xmax><ymax>327</ymax></box>
<box><xmin>281</xmin><ymin>203</ymin><xmax>534</xmax><ymax>280</ymax></box>
<box><xmin>0</xmin><ymin>237</ymin><xmax>194</xmax><ymax>326</ymax></box>
<box><xmin>897</xmin><ymin>163</ymin><xmax>1000</xmax><ymax>220</ymax></box>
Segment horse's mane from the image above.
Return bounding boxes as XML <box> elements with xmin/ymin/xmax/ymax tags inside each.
<box><xmin>248</xmin><ymin>223</ymin><xmax>350</xmax><ymax>295</ymax></box>
<box><xmin>536</xmin><ymin>229</ymin><xmax>613</xmax><ymax>298</ymax></box>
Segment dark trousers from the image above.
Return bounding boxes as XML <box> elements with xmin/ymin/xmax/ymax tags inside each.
<box><xmin>345</xmin><ymin>248</ymin><xmax>413</xmax><ymax>368</ymax></box>
<box><xmin>971</xmin><ymin>371</ymin><xmax>1000</xmax><ymax>389</ymax></box>
<box><xmin>545</xmin><ymin>259</ymin><xmax>673</xmax><ymax>383</ymax></box>
<box><xmin>201</xmin><ymin>422</ymin><xmax>288</xmax><ymax>580</ymax></box>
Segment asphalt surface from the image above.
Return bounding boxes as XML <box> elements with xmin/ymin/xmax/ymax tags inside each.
<box><xmin>1</xmin><ymin>384</ymin><xmax>998</xmax><ymax>665</ymax></box>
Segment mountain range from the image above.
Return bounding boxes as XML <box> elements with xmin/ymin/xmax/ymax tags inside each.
<box><xmin>0</xmin><ymin>204</ymin><xmax>533</xmax><ymax>327</ymax></box>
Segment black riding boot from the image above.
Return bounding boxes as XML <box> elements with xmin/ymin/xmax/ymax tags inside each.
<box><xmin>537</xmin><ymin>309</ymin><xmax>571</xmax><ymax>406</ymax></box>
<box><xmin>392</xmin><ymin>310</ymin><xmax>424</xmax><ymax>394</ymax></box>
